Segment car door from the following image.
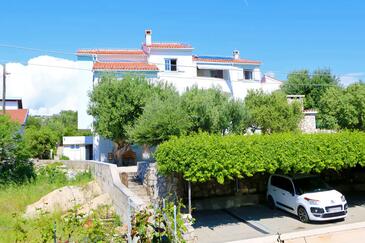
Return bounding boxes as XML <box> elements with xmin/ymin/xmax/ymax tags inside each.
<box><xmin>274</xmin><ymin>177</ymin><xmax>296</xmax><ymax>213</ymax></box>
<box><xmin>279</xmin><ymin>178</ymin><xmax>296</xmax><ymax>213</ymax></box>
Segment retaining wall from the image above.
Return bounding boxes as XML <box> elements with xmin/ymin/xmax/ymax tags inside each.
<box><xmin>36</xmin><ymin>160</ymin><xmax>145</xmax><ymax>224</ymax></box>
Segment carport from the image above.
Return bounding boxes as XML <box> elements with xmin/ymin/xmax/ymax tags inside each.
<box><xmin>155</xmin><ymin>132</ymin><xmax>365</xmax><ymax>242</ymax></box>
<box><xmin>191</xmin><ymin>167</ymin><xmax>365</xmax><ymax>243</ymax></box>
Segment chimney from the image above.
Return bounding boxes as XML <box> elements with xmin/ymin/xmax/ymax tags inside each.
<box><xmin>233</xmin><ymin>50</ymin><xmax>240</xmax><ymax>60</ymax></box>
<box><xmin>145</xmin><ymin>29</ymin><xmax>152</xmax><ymax>46</ymax></box>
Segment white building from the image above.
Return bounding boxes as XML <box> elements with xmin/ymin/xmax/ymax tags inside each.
<box><xmin>62</xmin><ymin>136</ymin><xmax>93</xmax><ymax>160</ymax></box>
<box><xmin>76</xmin><ymin>30</ymin><xmax>283</xmax><ymax>162</ymax></box>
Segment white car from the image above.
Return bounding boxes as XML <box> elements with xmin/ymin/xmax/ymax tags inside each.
<box><xmin>267</xmin><ymin>174</ymin><xmax>347</xmax><ymax>223</ymax></box>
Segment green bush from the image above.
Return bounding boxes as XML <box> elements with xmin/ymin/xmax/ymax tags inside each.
<box><xmin>0</xmin><ymin>115</ymin><xmax>34</xmax><ymax>185</ymax></box>
<box><xmin>155</xmin><ymin>132</ymin><xmax>365</xmax><ymax>184</ymax></box>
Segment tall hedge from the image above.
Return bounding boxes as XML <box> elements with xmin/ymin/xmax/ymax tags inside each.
<box><xmin>155</xmin><ymin>132</ymin><xmax>365</xmax><ymax>184</ymax></box>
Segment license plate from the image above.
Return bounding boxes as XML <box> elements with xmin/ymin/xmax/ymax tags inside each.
<box><xmin>328</xmin><ymin>206</ymin><xmax>341</xmax><ymax>212</ymax></box>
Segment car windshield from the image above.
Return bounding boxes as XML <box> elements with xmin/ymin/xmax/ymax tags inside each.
<box><xmin>293</xmin><ymin>176</ymin><xmax>332</xmax><ymax>195</ymax></box>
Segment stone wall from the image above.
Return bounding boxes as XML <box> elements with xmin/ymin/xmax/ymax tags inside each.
<box><xmin>300</xmin><ymin>111</ymin><xmax>318</xmax><ymax>133</ymax></box>
<box><xmin>138</xmin><ymin>161</ymin><xmax>269</xmax><ymax>210</ymax></box>
<box><xmin>36</xmin><ymin>160</ymin><xmax>145</xmax><ymax>224</ymax></box>
<box><xmin>138</xmin><ymin>162</ymin><xmax>184</xmax><ymax>201</ymax></box>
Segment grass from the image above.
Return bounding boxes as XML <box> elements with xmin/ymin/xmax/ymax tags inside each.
<box><xmin>0</xmin><ymin>163</ymin><xmax>93</xmax><ymax>242</ymax></box>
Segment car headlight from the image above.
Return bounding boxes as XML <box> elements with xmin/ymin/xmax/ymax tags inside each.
<box><xmin>341</xmin><ymin>195</ymin><xmax>346</xmax><ymax>202</ymax></box>
<box><xmin>304</xmin><ymin>197</ymin><xmax>320</xmax><ymax>205</ymax></box>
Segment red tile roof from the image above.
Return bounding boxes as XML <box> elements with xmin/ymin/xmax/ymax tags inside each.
<box><xmin>193</xmin><ymin>56</ymin><xmax>261</xmax><ymax>64</ymax></box>
<box><xmin>4</xmin><ymin>109</ymin><xmax>28</xmax><ymax>125</ymax></box>
<box><xmin>93</xmin><ymin>62</ymin><xmax>159</xmax><ymax>71</ymax></box>
<box><xmin>144</xmin><ymin>43</ymin><xmax>192</xmax><ymax>49</ymax></box>
<box><xmin>77</xmin><ymin>49</ymin><xmax>145</xmax><ymax>55</ymax></box>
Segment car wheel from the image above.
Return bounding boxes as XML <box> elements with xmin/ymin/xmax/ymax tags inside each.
<box><xmin>267</xmin><ymin>195</ymin><xmax>275</xmax><ymax>210</ymax></box>
<box><xmin>298</xmin><ymin>206</ymin><xmax>310</xmax><ymax>223</ymax></box>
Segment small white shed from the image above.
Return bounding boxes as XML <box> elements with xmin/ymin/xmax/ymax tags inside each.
<box><xmin>62</xmin><ymin>136</ymin><xmax>93</xmax><ymax>160</ymax></box>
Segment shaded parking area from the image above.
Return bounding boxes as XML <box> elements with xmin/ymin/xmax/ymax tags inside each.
<box><xmin>193</xmin><ymin>193</ymin><xmax>365</xmax><ymax>243</ymax></box>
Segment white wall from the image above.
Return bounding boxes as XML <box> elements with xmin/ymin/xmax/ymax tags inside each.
<box><xmin>148</xmin><ymin>49</ymin><xmax>196</xmax><ymax>78</ymax></box>
<box><xmin>93</xmin><ymin>135</ymin><xmax>114</xmax><ymax>162</ymax></box>
<box><xmin>63</xmin><ymin>144</ymin><xmax>86</xmax><ymax>160</ymax></box>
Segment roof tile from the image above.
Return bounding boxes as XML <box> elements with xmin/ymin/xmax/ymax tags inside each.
<box><xmin>4</xmin><ymin>109</ymin><xmax>28</xmax><ymax>125</ymax></box>
<box><xmin>77</xmin><ymin>49</ymin><xmax>145</xmax><ymax>55</ymax></box>
<box><xmin>93</xmin><ymin>62</ymin><xmax>159</xmax><ymax>71</ymax></box>
<box><xmin>144</xmin><ymin>43</ymin><xmax>192</xmax><ymax>49</ymax></box>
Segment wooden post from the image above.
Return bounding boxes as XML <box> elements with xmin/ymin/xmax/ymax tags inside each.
<box><xmin>188</xmin><ymin>181</ymin><xmax>192</xmax><ymax>215</ymax></box>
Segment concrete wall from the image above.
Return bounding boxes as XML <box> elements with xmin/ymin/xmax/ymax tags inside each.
<box><xmin>147</xmin><ymin>49</ymin><xmax>196</xmax><ymax>78</ymax></box>
<box><xmin>63</xmin><ymin>144</ymin><xmax>86</xmax><ymax>160</ymax></box>
<box><xmin>93</xmin><ymin>135</ymin><xmax>114</xmax><ymax>162</ymax></box>
<box><xmin>37</xmin><ymin>160</ymin><xmax>145</xmax><ymax>224</ymax></box>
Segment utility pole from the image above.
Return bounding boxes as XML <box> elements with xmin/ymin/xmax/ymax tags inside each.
<box><xmin>2</xmin><ymin>64</ymin><xmax>6</xmax><ymax>114</ymax></box>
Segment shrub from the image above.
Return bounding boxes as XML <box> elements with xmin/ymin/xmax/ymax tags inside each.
<box><xmin>155</xmin><ymin>132</ymin><xmax>365</xmax><ymax>184</ymax></box>
<box><xmin>0</xmin><ymin>115</ymin><xmax>34</xmax><ymax>184</ymax></box>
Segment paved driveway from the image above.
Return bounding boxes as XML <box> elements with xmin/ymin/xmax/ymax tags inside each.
<box><xmin>193</xmin><ymin>193</ymin><xmax>365</xmax><ymax>243</ymax></box>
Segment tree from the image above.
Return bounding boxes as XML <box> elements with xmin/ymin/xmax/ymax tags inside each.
<box><xmin>318</xmin><ymin>83</ymin><xmax>365</xmax><ymax>130</ymax></box>
<box><xmin>244</xmin><ymin>90</ymin><xmax>303</xmax><ymax>134</ymax></box>
<box><xmin>282</xmin><ymin>69</ymin><xmax>340</xmax><ymax>109</ymax></box>
<box><xmin>180</xmin><ymin>87</ymin><xmax>244</xmax><ymax>134</ymax></box>
<box><xmin>127</xmin><ymin>95</ymin><xmax>191</xmax><ymax>145</ymax></box>
<box><xmin>26</xmin><ymin>111</ymin><xmax>90</xmax><ymax>144</ymax></box>
<box><xmin>24</xmin><ymin>127</ymin><xmax>59</xmax><ymax>159</ymax></box>
<box><xmin>88</xmin><ymin>75</ymin><xmax>175</xmax><ymax>144</ymax></box>
<box><xmin>0</xmin><ymin>115</ymin><xmax>34</xmax><ymax>184</ymax></box>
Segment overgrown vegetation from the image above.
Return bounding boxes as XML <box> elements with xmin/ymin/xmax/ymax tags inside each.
<box><xmin>155</xmin><ymin>132</ymin><xmax>365</xmax><ymax>184</ymax></box>
<box><xmin>24</xmin><ymin>110</ymin><xmax>91</xmax><ymax>159</ymax></box>
<box><xmin>131</xmin><ymin>199</ymin><xmax>190</xmax><ymax>243</ymax></box>
<box><xmin>0</xmin><ymin>163</ymin><xmax>92</xmax><ymax>242</ymax></box>
<box><xmin>0</xmin><ymin>115</ymin><xmax>34</xmax><ymax>184</ymax></box>
<box><xmin>12</xmin><ymin>205</ymin><xmax>124</xmax><ymax>243</ymax></box>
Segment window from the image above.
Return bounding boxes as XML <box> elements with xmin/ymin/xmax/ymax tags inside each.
<box><xmin>271</xmin><ymin>176</ymin><xmax>294</xmax><ymax>194</ymax></box>
<box><xmin>165</xmin><ymin>59</ymin><xmax>177</xmax><ymax>71</ymax></box>
<box><xmin>244</xmin><ymin>70</ymin><xmax>253</xmax><ymax>80</ymax></box>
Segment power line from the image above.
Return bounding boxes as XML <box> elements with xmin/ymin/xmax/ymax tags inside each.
<box><xmin>0</xmin><ymin>43</ymin><xmax>363</xmax><ymax>78</ymax></box>
<box><xmin>0</xmin><ymin>44</ymin><xmax>75</xmax><ymax>56</ymax></box>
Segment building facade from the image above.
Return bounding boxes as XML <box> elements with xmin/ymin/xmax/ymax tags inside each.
<box><xmin>76</xmin><ymin>30</ymin><xmax>283</xmax><ymax>162</ymax></box>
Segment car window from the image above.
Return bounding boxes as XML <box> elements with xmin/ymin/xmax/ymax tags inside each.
<box><xmin>281</xmin><ymin>178</ymin><xmax>294</xmax><ymax>194</ymax></box>
<box><xmin>270</xmin><ymin>176</ymin><xmax>280</xmax><ymax>188</ymax></box>
<box><xmin>293</xmin><ymin>176</ymin><xmax>332</xmax><ymax>195</ymax></box>
<box><xmin>271</xmin><ymin>176</ymin><xmax>294</xmax><ymax>194</ymax></box>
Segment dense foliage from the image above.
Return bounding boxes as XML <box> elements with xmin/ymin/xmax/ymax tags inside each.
<box><xmin>318</xmin><ymin>82</ymin><xmax>365</xmax><ymax>130</ymax></box>
<box><xmin>24</xmin><ymin>110</ymin><xmax>90</xmax><ymax>159</ymax></box>
<box><xmin>0</xmin><ymin>115</ymin><xmax>34</xmax><ymax>184</ymax></box>
<box><xmin>155</xmin><ymin>132</ymin><xmax>365</xmax><ymax>184</ymax></box>
<box><xmin>281</xmin><ymin>69</ymin><xmax>340</xmax><ymax>109</ymax></box>
<box><xmin>180</xmin><ymin>87</ymin><xmax>246</xmax><ymax>134</ymax></box>
<box><xmin>26</xmin><ymin>110</ymin><xmax>90</xmax><ymax>143</ymax></box>
<box><xmin>88</xmin><ymin>75</ymin><xmax>175</xmax><ymax>144</ymax></box>
<box><xmin>127</xmin><ymin>95</ymin><xmax>191</xmax><ymax>145</ymax></box>
<box><xmin>244</xmin><ymin>90</ymin><xmax>303</xmax><ymax>134</ymax></box>
<box><xmin>24</xmin><ymin>126</ymin><xmax>59</xmax><ymax>159</ymax></box>
<box><xmin>127</xmin><ymin>86</ymin><xmax>248</xmax><ymax>145</ymax></box>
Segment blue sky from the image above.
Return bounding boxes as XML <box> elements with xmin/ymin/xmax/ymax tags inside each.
<box><xmin>1</xmin><ymin>0</ymin><xmax>365</xmax><ymax>82</ymax></box>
